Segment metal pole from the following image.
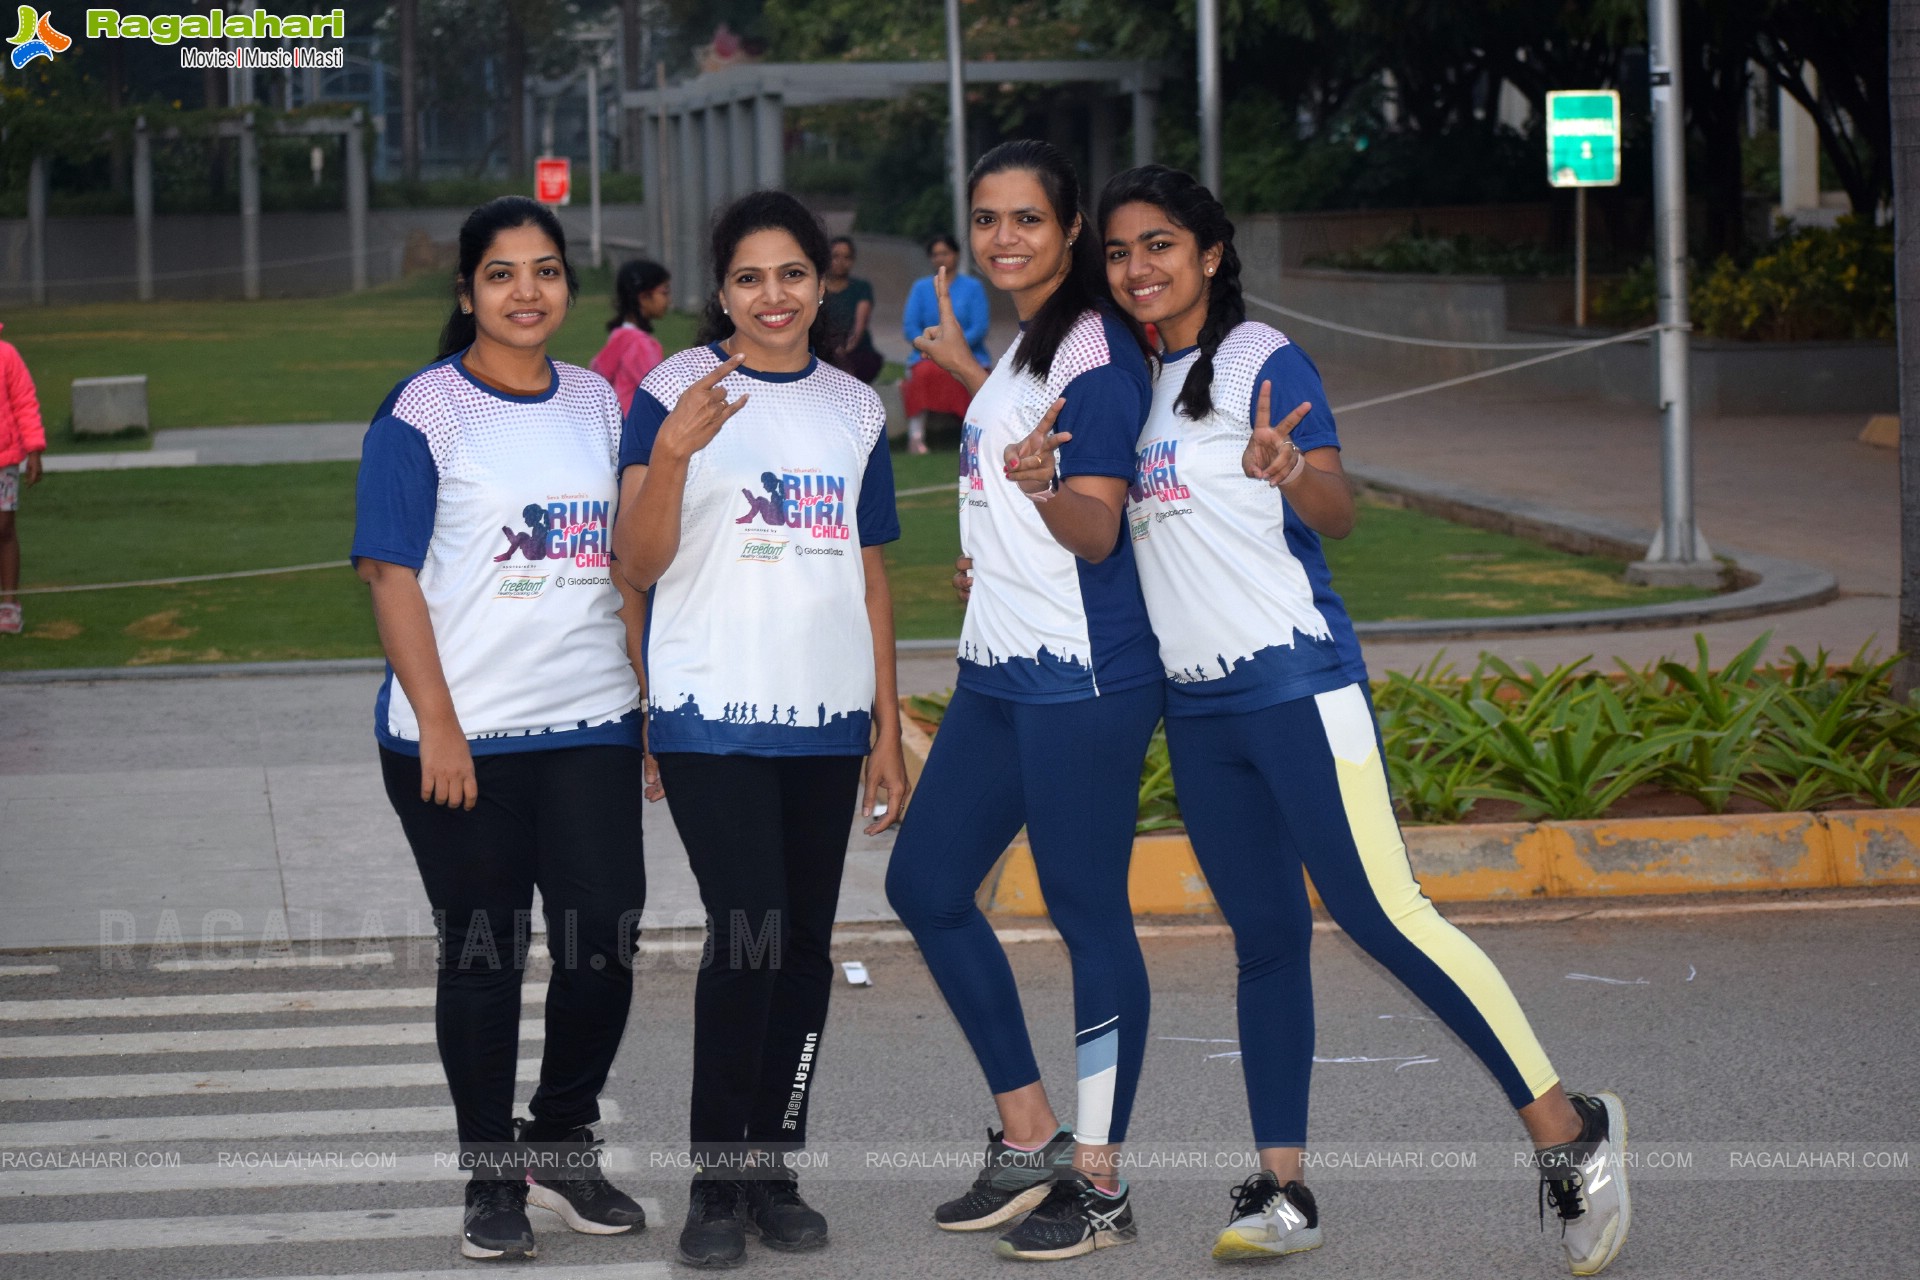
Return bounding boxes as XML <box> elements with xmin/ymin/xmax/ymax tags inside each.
<box><xmin>943</xmin><ymin>0</ymin><xmax>969</xmax><ymax>267</ymax></box>
<box><xmin>587</xmin><ymin>61</ymin><xmax>603</xmax><ymax>268</ymax></box>
<box><xmin>26</xmin><ymin>155</ymin><xmax>46</xmax><ymax>305</ymax></box>
<box><xmin>134</xmin><ymin>118</ymin><xmax>154</xmax><ymax>302</ymax></box>
<box><xmin>656</xmin><ymin>63</ymin><xmax>671</xmax><ymax>269</ymax></box>
<box><xmin>346</xmin><ymin>111</ymin><xmax>369</xmax><ymax>291</ymax></box>
<box><xmin>1575</xmin><ymin>187</ymin><xmax>1588</xmax><ymax>327</ymax></box>
<box><xmin>239</xmin><ymin>113</ymin><xmax>261</xmax><ymax>301</ymax></box>
<box><xmin>1645</xmin><ymin>0</ymin><xmax>1698</xmax><ymax>570</ymax></box>
<box><xmin>1196</xmin><ymin>0</ymin><xmax>1222</xmax><ymax>196</ymax></box>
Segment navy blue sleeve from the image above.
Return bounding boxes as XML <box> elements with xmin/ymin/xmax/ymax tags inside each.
<box><xmin>1055</xmin><ymin>358</ymin><xmax>1152</xmax><ymax>482</ymax></box>
<box><xmin>1250</xmin><ymin>343</ymin><xmax>1339</xmax><ymax>453</ymax></box>
<box><xmin>856</xmin><ymin>435</ymin><xmax>901</xmax><ymax>547</ymax></box>
<box><xmin>619</xmin><ymin>387</ymin><xmax>671</xmax><ymax>474</ymax></box>
<box><xmin>351</xmin><ymin>416</ymin><xmax>437</xmax><ymax>570</ymax></box>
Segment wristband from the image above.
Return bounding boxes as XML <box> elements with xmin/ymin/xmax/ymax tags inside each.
<box><xmin>1276</xmin><ymin>448</ymin><xmax>1310</xmax><ymax>488</ymax></box>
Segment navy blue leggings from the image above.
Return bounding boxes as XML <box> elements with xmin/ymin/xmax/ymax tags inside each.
<box><xmin>1165</xmin><ymin>684</ymin><xmax>1559</xmax><ymax>1146</ymax></box>
<box><xmin>886</xmin><ymin>681</ymin><xmax>1162</xmax><ymax>1145</ymax></box>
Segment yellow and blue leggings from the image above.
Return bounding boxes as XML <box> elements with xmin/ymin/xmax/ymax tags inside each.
<box><xmin>1165</xmin><ymin>682</ymin><xmax>1560</xmax><ymax>1146</ymax></box>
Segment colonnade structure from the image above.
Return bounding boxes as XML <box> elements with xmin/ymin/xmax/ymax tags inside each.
<box><xmin>622</xmin><ymin>60</ymin><xmax>1166</xmax><ymax>297</ymax></box>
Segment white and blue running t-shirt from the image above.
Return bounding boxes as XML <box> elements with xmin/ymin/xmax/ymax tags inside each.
<box><xmin>1128</xmin><ymin>322</ymin><xmax>1369</xmax><ymax>716</ymax></box>
<box><xmin>956</xmin><ymin>308</ymin><xmax>1159</xmax><ymax>702</ymax></box>
<box><xmin>351</xmin><ymin>353</ymin><xmax>642</xmax><ymax>754</ymax></box>
<box><xmin>621</xmin><ymin>344</ymin><xmax>899</xmax><ymax>756</ymax></box>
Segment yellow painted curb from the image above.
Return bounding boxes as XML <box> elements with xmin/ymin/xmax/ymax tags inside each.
<box><xmin>972</xmin><ymin>811</ymin><xmax>1920</xmax><ymax>916</ymax></box>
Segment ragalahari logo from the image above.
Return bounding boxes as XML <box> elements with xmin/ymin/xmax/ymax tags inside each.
<box><xmin>8</xmin><ymin>7</ymin><xmax>71</xmax><ymax>67</ymax></box>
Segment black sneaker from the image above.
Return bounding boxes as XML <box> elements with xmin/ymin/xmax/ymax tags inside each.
<box><xmin>677</xmin><ymin>1174</ymin><xmax>747</xmax><ymax>1269</ymax></box>
<box><xmin>519</xmin><ymin>1120</ymin><xmax>647</xmax><ymax>1235</ymax></box>
<box><xmin>1211</xmin><ymin>1171</ymin><xmax>1323</xmax><ymax>1261</ymax></box>
<box><xmin>934</xmin><ymin>1126</ymin><xmax>1074</xmax><ymax>1231</ymax></box>
<box><xmin>462</xmin><ymin>1177</ymin><xmax>537</xmax><ymax>1260</ymax></box>
<box><xmin>993</xmin><ymin>1174</ymin><xmax>1137</xmax><ymax>1260</ymax></box>
<box><xmin>741</xmin><ymin>1164</ymin><xmax>829</xmax><ymax>1251</ymax></box>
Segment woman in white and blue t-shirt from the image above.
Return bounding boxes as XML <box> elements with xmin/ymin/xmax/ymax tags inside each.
<box><xmin>886</xmin><ymin>140</ymin><xmax>1162</xmax><ymax>1262</ymax></box>
<box><xmin>352</xmin><ymin>197</ymin><xmax>648</xmax><ymax>1261</ymax></box>
<box><xmin>611</xmin><ymin>190</ymin><xmax>907</xmax><ymax>1269</ymax></box>
<box><xmin>1089</xmin><ymin>165</ymin><xmax>1631</xmax><ymax>1275</ymax></box>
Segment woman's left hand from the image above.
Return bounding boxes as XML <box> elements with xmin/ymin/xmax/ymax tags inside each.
<box><xmin>642</xmin><ymin>752</ymin><xmax>665</xmax><ymax>803</ymax></box>
<box><xmin>862</xmin><ymin>736</ymin><xmax>911</xmax><ymax>835</ymax></box>
<box><xmin>1242</xmin><ymin>381</ymin><xmax>1315</xmax><ymax>486</ymax></box>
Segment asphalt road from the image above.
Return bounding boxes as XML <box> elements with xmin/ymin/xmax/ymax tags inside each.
<box><xmin>1</xmin><ymin>895</ymin><xmax>1915</xmax><ymax>1279</ymax></box>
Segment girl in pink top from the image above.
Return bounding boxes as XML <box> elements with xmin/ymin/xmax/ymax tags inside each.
<box><xmin>0</xmin><ymin>322</ymin><xmax>46</xmax><ymax>635</ymax></box>
<box><xmin>591</xmin><ymin>260</ymin><xmax>672</xmax><ymax>414</ymax></box>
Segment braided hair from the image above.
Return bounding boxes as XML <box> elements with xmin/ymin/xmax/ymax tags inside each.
<box><xmin>1096</xmin><ymin>165</ymin><xmax>1243</xmax><ymax>420</ymax></box>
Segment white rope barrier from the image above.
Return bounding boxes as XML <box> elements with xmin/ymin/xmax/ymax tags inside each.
<box><xmin>1246</xmin><ymin>291</ymin><xmax>1681</xmax><ymax>351</ymax></box>
<box><xmin>13</xmin><ymin>560</ymin><xmax>350</xmax><ymax>596</ymax></box>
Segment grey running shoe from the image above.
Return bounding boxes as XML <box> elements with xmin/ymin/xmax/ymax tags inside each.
<box><xmin>934</xmin><ymin>1126</ymin><xmax>1074</xmax><ymax>1231</ymax></box>
<box><xmin>993</xmin><ymin>1174</ymin><xmax>1137</xmax><ymax>1260</ymax></box>
<box><xmin>1210</xmin><ymin>1170</ymin><xmax>1322</xmax><ymax>1262</ymax></box>
<box><xmin>1537</xmin><ymin>1092</ymin><xmax>1631</xmax><ymax>1276</ymax></box>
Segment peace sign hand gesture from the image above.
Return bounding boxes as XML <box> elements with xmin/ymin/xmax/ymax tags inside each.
<box><xmin>911</xmin><ymin>266</ymin><xmax>988</xmax><ymax>392</ymax></box>
<box><xmin>1003</xmin><ymin>398</ymin><xmax>1071</xmax><ymax>498</ymax></box>
<box><xmin>655</xmin><ymin>353</ymin><xmax>749</xmax><ymax>465</ymax></box>
<box><xmin>1242</xmin><ymin>380</ymin><xmax>1315</xmax><ymax>488</ymax></box>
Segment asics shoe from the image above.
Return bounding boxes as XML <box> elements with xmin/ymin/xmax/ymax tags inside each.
<box><xmin>1210</xmin><ymin>1170</ymin><xmax>1322</xmax><ymax>1262</ymax></box>
<box><xmin>741</xmin><ymin>1164</ymin><xmax>829</xmax><ymax>1251</ymax></box>
<box><xmin>519</xmin><ymin>1120</ymin><xmax>646</xmax><ymax>1234</ymax></box>
<box><xmin>461</xmin><ymin>1177</ymin><xmax>536</xmax><ymax>1260</ymax></box>
<box><xmin>1537</xmin><ymin>1091</ymin><xmax>1631</xmax><ymax>1276</ymax></box>
<box><xmin>934</xmin><ymin>1126</ymin><xmax>1074</xmax><ymax>1231</ymax></box>
<box><xmin>993</xmin><ymin>1174</ymin><xmax>1137</xmax><ymax>1260</ymax></box>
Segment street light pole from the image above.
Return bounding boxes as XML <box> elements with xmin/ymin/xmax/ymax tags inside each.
<box><xmin>586</xmin><ymin>59</ymin><xmax>603</xmax><ymax>268</ymax></box>
<box><xmin>1629</xmin><ymin>0</ymin><xmax>1717</xmax><ymax>586</ymax></box>
<box><xmin>944</xmin><ymin>0</ymin><xmax>969</xmax><ymax>268</ymax></box>
<box><xmin>1196</xmin><ymin>0</ymin><xmax>1222</xmax><ymax>196</ymax></box>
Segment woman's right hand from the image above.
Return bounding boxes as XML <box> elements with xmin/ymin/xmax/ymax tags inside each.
<box><xmin>654</xmin><ymin>353</ymin><xmax>749</xmax><ymax>464</ymax></box>
<box><xmin>419</xmin><ymin>722</ymin><xmax>478</xmax><ymax>810</ymax></box>
<box><xmin>911</xmin><ymin>267</ymin><xmax>987</xmax><ymax>389</ymax></box>
<box><xmin>953</xmin><ymin>555</ymin><xmax>973</xmax><ymax>603</ymax></box>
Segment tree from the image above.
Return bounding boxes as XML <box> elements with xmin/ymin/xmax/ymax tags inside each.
<box><xmin>1893</xmin><ymin>0</ymin><xmax>1920</xmax><ymax>695</ymax></box>
<box><xmin>1754</xmin><ymin>0</ymin><xmax>1892</xmax><ymax>218</ymax></box>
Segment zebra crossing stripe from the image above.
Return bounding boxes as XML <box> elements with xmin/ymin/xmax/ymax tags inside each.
<box><xmin>0</xmin><ymin>1099</ymin><xmax>622</xmax><ymax>1148</ymax></box>
<box><xmin>0</xmin><ymin>965</ymin><xmax>59</xmax><ymax>977</ymax></box>
<box><xmin>246</xmin><ymin>1266</ymin><xmax>672</xmax><ymax>1280</ymax></box>
<box><xmin>0</xmin><ymin>1202</ymin><xmax>661</xmax><ymax>1254</ymax></box>
<box><xmin>151</xmin><ymin>951</ymin><xmax>397</xmax><ymax>972</ymax></box>
<box><xmin>0</xmin><ymin>984</ymin><xmax>549</xmax><ymax>1022</ymax></box>
<box><xmin>0</xmin><ymin>1059</ymin><xmax>542</xmax><ymax>1103</ymax></box>
<box><xmin>0</xmin><ymin>1148</ymin><xmax>641</xmax><ymax>1197</ymax></box>
<box><xmin>0</xmin><ymin>1020</ymin><xmax>548</xmax><ymax>1058</ymax></box>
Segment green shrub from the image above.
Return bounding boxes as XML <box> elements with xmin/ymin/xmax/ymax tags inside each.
<box><xmin>1306</xmin><ymin>231</ymin><xmax>1567</xmax><ymax>277</ymax></box>
<box><xmin>1592</xmin><ymin>219</ymin><xmax>1894</xmax><ymax>341</ymax></box>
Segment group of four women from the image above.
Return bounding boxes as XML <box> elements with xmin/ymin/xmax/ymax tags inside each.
<box><xmin>351</xmin><ymin>140</ymin><xmax>1630</xmax><ymax>1274</ymax></box>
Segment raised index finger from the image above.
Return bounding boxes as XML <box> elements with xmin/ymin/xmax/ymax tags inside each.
<box><xmin>1273</xmin><ymin>401</ymin><xmax>1313</xmax><ymax>439</ymax></box>
<box><xmin>934</xmin><ymin>265</ymin><xmax>959</xmax><ymax>323</ymax></box>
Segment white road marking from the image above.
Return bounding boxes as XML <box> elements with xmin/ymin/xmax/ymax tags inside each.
<box><xmin>0</xmin><ymin>965</ymin><xmax>59</xmax><ymax>977</ymax></box>
<box><xmin>0</xmin><ymin>1099</ymin><xmax>622</xmax><ymax>1149</ymax></box>
<box><xmin>0</xmin><ymin>1059</ymin><xmax>542</xmax><ymax>1102</ymax></box>
<box><xmin>241</xmin><ymin>1267</ymin><xmax>672</xmax><ymax>1280</ymax></box>
<box><xmin>0</xmin><ymin>1148</ymin><xmax>642</xmax><ymax>1197</ymax></box>
<box><xmin>0</xmin><ymin>1202</ymin><xmax>660</xmax><ymax>1254</ymax></box>
<box><xmin>0</xmin><ymin>1021</ymin><xmax>546</xmax><ymax>1058</ymax></box>
<box><xmin>0</xmin><ymin>984</ymin><xmax>547</xmax><ymax>1022</ymax></box>
<box><xmin>152</xmin><ymin>951</ymin><xmax>397</xmax><ymax>972</ymax></box>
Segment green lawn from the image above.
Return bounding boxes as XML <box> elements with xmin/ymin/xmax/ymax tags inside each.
<box><xmin>10</xmin><ymin>270</ymin><xmax>700</xmax><ymax>451</ymax></box>
<box><xmin>1</xmin><ymin>452</ymin><xmax>1711</xmax><ymax>671</ymax></box>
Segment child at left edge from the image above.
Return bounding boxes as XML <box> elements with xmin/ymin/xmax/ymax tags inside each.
<box><xmin>0</xmin><ymin>322</ymin><xmax>46</xmax><ymax>635</ymax></box>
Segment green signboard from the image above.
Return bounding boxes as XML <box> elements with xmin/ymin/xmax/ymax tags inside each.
<box><xmin>1545</xmin><ymin>90</ymin><xmax>1622</xmax><ymax>188</ymax></box>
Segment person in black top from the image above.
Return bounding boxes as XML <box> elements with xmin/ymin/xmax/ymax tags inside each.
<box><xmin>822</xmin><ymin>235</ymin><xmax>883</xmax><ymax>383</ymax></box>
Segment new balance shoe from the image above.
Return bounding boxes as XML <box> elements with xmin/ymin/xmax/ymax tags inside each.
<box><xmin>1210</xmin><ymin>1170</ymin><xmax>1322</xmax><ymax>1262</ymax></box>
<box><xmin>741</xmin><ymin>1164</ymin><xmax>829</xmax><ymax>1251</ymax></box>
<box><xmin>993</xmin><ymin>1174</ymin><xmax>1137</xmax><ymax>1261</ymax></box>
<box><xmin>519</xmin><ymin>1120</ymin><xmax>646</xmax><ymax>1234</ymax></box>
<box><xmin>462</xmin><ymin>1177</ymin><xmax>537</xmax><ymax>1260</ymax></box>
<box><xmin>1536</xmin><ymin>1091</ymin><xmax>1631</xmax><ymax>1276</ymax></box>
<box><xmin>934</xmin><ymin>1126</ymin><xmax>1074</xmax><ymax>1231</ymax></box>
<box><xmin>678</xmin><ymin>1174</ymin><xmax>747</xmax><ymax>1268</ymax></box>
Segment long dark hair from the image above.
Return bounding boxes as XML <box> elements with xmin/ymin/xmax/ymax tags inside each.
<box><xmin>437</xmin><ymin>196</ymin><xmax>581</xmax><ymax>359</ymax></box>
<box><xmin>1097</xmin><ymin>165</ymin><xmax>1243</xmax><ymax>420</ymax></box>
<box><xmin>967</xmin><ymin>139</ymin><xmax>1151</xmax><ymax>380</ymax></box>
<box><xmin>609</xmin><ymin>258</ymin><xmax>669</xmax><ymax>332</ymax></box>
<box><xmin>697</xmin><ymin>191</ymin><xmax>840</xmax><ymax>355</ymax></box>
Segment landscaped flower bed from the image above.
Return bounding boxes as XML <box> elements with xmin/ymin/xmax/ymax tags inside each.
<box><xmin>904</xmin><ymin>635</ymin><xmax>1920</xmax><ymax>833</ymax></box>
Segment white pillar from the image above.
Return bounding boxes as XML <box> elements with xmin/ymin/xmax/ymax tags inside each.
<box><xmin>1131</xmin><ymin>86</ymin><xmax>1157</xmax><ymax>168</ymax></box>
<box><xmin>754</xmin><ymin>94</ymin><xmax>784</xmax><ymax>191</ymax></box>
<box><xmin>1779</xmin><ymin>66</ymin><xmax>1821</xmax><ymax>215</ymax></box>
<box><xmin>239</xmin><ymin>114</ymin><xmax>261</xmax><ymax>300</ymax></box>
<box><xmin>730</xmin><ymin>99</ymin><xmax>754</xmax><ymax>196</ymax></box>
<box><xmin>346</xmin><ymin>112</ymin><xmax>370</xmax><ymax>291</ymax></box>
<box><xmin>26</xmin><ymin>155</ymin><xmax>47</xmax><ymax>305</ymax></box>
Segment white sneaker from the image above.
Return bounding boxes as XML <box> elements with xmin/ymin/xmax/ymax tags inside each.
<box><xmin>0</xmin><ymin>603</ymin><xmax>20</xmax><ymax>635</ymax></box>
<box><xmin>1210</xmin><ymin>1171</ymin><xmax>1322</xmax><ymax>1262</ymax></box>
<box><xmin>1538</xmin><ymin>1091</ymin><xmax>1631</xmax><ymax>1276</ymax></box>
